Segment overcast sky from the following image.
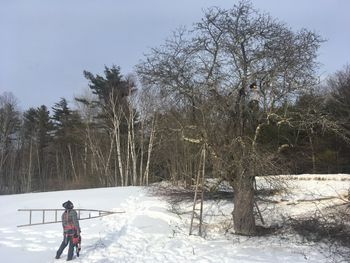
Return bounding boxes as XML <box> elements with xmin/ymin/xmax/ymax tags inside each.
<box><xmin>1</xmin><ymin>0</ymin><xmax>349</xmax><ymax>110</ymax></box>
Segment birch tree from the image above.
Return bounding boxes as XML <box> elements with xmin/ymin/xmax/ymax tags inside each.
<box><xmin>82</xmin><ymin>66</ymin><xmax>138</xmax><ymax>186</ymax></box>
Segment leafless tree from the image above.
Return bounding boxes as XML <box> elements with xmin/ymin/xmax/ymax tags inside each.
<box><xmin>326</xmin><ymin>65</ymin><xmax>350</xmax><ymax>134</ymax></box>
<box><xmin>0</xmin><ymin>92</ymin><xmax>21</xmax><ymax>193</ymax></box>
<box><xmin>137</xmin><ymin>1</ymin><xmax>323</xmax><ymax>235</ymax></box>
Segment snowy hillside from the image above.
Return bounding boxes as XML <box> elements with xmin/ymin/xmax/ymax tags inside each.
<box><xmin>0</xmin><ymin>174</ymin><xmax>349</xmax><ymax>263</ymax></box>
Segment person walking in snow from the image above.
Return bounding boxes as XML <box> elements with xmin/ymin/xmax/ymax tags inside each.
<box><xmin>56</xmin><ymin>200</ymin><xmax>81</xmax><ymax>261</ymax></box>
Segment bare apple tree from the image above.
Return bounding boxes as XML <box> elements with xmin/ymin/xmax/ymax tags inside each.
<box><xmin>137</xmin><ymin>1</ymin><xmax>323</xmax><ymax>235</ymax></box>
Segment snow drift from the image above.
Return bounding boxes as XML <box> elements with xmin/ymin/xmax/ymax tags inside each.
<box><xmin>0</xmin><ymin>174</ymin><xmax>349</xmax><ymax>262</ymax></box>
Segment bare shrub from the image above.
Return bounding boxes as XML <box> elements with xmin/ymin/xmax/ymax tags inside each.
<box><xmin>289</xmin><ymin>204</ymin><xmax>350</xmax><ymax>262</ymax></box>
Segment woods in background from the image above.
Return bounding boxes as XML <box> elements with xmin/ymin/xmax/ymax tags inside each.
<box><xmin>0</xmin><ymin>2</ymin><xmax>349</xmax><ymax>234</ymax></box>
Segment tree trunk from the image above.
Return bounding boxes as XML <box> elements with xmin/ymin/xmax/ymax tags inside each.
<box><xmin>144</xmin><ymin>114</ymin><xmax>156</xmax><ymax>186</ymax></box>
<box><xmin>309</xmin><ymin>130</ymin><xmax>316</xmax><ymax>173</ymax></box>
<box><xmin>27</xmin><ymin>138</ymin><xmax>33</xmax><ymax>192</ymax></box>
<box><xmin>125</xmin><ymin>130</ymin><xmax>130</xmax><ymax>186</ymax></box>
<box><xmin>139</xmin><ymin>119</ymin><xmax>144</xmax><ymax>186</ymax></box>
<box><xmin>128</xmin><ymin>100</ymin><xmax>137</xmax><ymax>186</ymax></box>
<box><xmin>68</xmin><ymin>144</ymin><xmax>78</xmax><ymax>182</ymax></box>
<box><xmin>232</xmin><ymin>175</ymin><xmax>256</xmax><ymax>235</ymax></box>
<box><xmin>115</xmin><ymin>126</ymin><xmax>124</xmax><ymax>186</ymax></box>
<box><xmin>83</xmin><ymin>140</ymin><xmax>88</xmax><ymax>178</ymax></box>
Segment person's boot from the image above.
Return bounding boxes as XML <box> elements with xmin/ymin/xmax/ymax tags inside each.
<box><xmin>55</xmin><ymin>251</ymin><xmax>61</xmax><ymax>259</ymax></box>
<box><xmin>67</xmin><ymin>239</ymin><xmax>74</xmax><ymax>261</ymax></box>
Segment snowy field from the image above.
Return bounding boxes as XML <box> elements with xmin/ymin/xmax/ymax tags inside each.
<box><xmin>0</xmin><ymin>174</ymin><xmax>349</xmax><ymax>263</ymax></box>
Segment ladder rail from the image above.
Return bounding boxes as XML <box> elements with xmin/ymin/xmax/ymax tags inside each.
<box><xmin>189</xmin><ymin>148</ymin><xmax>204</xmax><ymax>235</ymax></box>
<box><xmin>198</xmin><ymin>144</ymin><xmax>206</xmax><ymax>236</ymax></box>
<box><xmin>189</xmin><ymin>144</ymin><xmax>206</xmax><ymax>236</ymax></box>
<box><xmin>17</xmin><ymin>208</ymin><xmax>125</xmax><ymax>227</ymax></box>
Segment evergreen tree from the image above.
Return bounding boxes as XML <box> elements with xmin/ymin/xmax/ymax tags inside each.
<box><xmin>22</xmin><ymin>105</ymin><xmax>53</xmax><ymax>191</ymax></box>
<box><xmin>79</xmin><ymin>66</ymin><xmax>139</xmax><ymax>186</ymax></box>
<box><xmin>52</xmin><ymin>98</ymin><xmax>83</xmax><ymax>185</ymax></box>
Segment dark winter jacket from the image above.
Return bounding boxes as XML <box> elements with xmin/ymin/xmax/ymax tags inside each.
<box><xmin>62</xmin><ymin>209</ymin><xmax>80</xmax><ymax>235</ymax></box>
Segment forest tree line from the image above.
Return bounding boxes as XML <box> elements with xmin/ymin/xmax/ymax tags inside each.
<box><xmin>1</xmin><ymin>3</ymin><xmax>350</xmax><ymax>201</ymax></box>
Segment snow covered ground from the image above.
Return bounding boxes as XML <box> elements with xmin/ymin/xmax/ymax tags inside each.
<box><xmin>0</xmin><ymin>174</ymin><xmax>349</xmax><ymax>263</ymax></box>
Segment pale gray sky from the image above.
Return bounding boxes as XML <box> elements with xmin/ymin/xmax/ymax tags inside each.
<box><xmin>1</xmin><ymin>0</ymin><xmax>349</xmax><ymax>110</ymax></box>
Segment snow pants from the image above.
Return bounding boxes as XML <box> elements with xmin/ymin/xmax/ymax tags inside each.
<box><xmin>56</xmin><ymin>235</ymin><xmax>75</xmax><ymax>261</ymax></box>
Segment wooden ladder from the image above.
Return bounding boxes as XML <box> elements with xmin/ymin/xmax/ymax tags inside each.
<box><xmin>189</xmin><ymin>144</ymin><xmax>206</xmax><ymax>236</ymax></box>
